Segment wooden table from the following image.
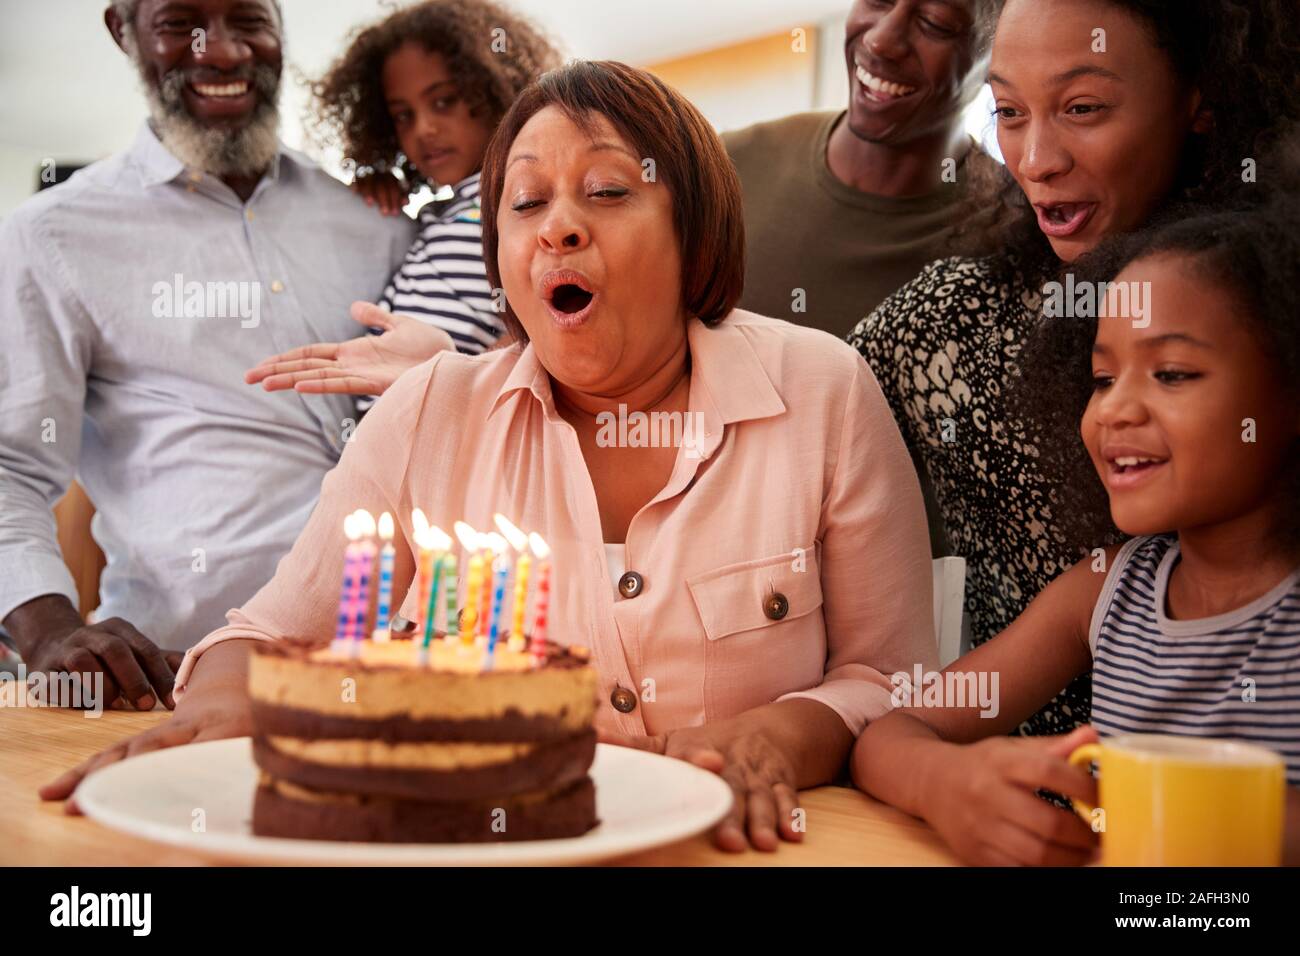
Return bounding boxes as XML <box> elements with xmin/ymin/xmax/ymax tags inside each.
<box><xmin>0</xmin><ymin>706</ymin><xmax>960</xmax><ymax>866</ymax></box>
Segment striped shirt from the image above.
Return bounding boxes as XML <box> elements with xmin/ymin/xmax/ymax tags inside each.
<box><xmin>376</xmin><ymin>172</ymin><xmax>504</xmax><ymax>354</ymax></box>
<box><xmin>1090</xmin><ymin>534</ymin><xmax>1300</xmax><ymax>784</ymax></box>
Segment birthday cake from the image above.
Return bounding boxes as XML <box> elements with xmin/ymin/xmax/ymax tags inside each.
<box><xmin>248</xmin><ymin>636</ymin><xmax>600</xmax><ymax>843</ymax></box>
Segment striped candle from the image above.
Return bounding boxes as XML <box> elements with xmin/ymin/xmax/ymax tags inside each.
<box><xmin>485</xmin><ymin>555</ymin><xmax>508</xmax><ymax>669</ymax></box>
<box><xmin>348</xmin><ymin>510</ymin><xmax>377</xmax><ymax>651</ymax></box>
<box><xmin>442</xmin><ymin>554</ymin><xmax>458</xmax><ymax>642</ymax></box>
<box><xmin>334</xmin><ymin>513</ymin><xmax>361</xmax><ymax>646</ymax></box>
<box><xmin>528</xmin><ymin>532</ymin><xmax>551</xmax><ymax>663</ymax></box>
<box><xmin>494</xmin><ymin>514</ymin><xmax>531</xmax><ymax>653</ymax></box>
<box><xmin>372</xmin><ymin>512</ymin><xmax>396</xmax><ymax>639</ymax></box>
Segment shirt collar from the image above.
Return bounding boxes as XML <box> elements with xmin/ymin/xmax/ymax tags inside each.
<box><xmin>487</xmin><ymin>311</ymin><xmax>787</xmax><ymax>444</ymax></box>
<box><xmin>129</xmin><ymin>120</ymin><xmax>304</xmax><ymax>190</ymax></box>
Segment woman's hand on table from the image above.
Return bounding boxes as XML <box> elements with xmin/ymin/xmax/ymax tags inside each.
<box><xmin>38</xmin><ymin>684</ymin><xmax>253</xmax><ymax>815</ymax></box>
<box><xmin>921</xmin><ymin>726</ymin><xmax>1100</xmax><ymax>866</ymax></box>
<box><xmin>599</xmin><ymin>699</ymin><xmax>853</xmax><ymax>853</ymax></box>
<box><xmin>245</xmin><ymin>302</ymin><xmax>454</xmax><ymax>396</ymax></box>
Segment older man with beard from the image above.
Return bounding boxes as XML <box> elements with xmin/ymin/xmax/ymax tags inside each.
<box><xmin>0</xmin><ymin>0</ymin><xmax>414</xmax><ymax>712</ymax></box>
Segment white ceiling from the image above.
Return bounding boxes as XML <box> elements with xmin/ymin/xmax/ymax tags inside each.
<box><xmin>0</xmin><ymin>0</ymin><xmax>850</xmax><ymax>158</ymax></box>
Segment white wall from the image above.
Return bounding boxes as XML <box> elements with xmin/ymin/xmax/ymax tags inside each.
<box><xmin>0</xmin><ymin>1</ymin><xmax>1001</xmax><ymax>218</ymax></box>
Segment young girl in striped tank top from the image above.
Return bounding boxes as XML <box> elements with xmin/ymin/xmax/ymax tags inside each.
<box><xmin>853</xmin><ymin>194</ymin><xmax>1300</xmax><ymax>866</ymax></box>
<box><xmin>247</xmin><ymin>0</ymin><xmax>560</xmax><ymax>396</ymax></box>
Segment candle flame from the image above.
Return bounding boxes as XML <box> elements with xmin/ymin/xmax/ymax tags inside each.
<box><xmin>411</xmin><ymin>508</ymin><xmax>429</xmax><ymax>540</ymax></box>
<box><xmin>493</xmin><ymin>513</ymin><xmax>529</xmax><ymax>552</ymax></box>
<box><xmin>483</xmin><ymin>532</ymin><xmax>509</xmax><ymax>556</ymax></box>
<box><xmin>343</xmin><ymin>512</ymin><xmax>361</xmax><ymax>541</ymax></box>
<box><xmin>378</xmin><ymin>511</ymin><xmax>395</xmax><ymax>541</ymax></box>
<box><xmin>528</xmin><ymin>531</ymin><xmax>550</xmax><ymax>559</ymax></box>
<box><xmin>353</xmin><ymin>509</ymin><xmax>377</xmax><ymax>538</ymax></box>
<box><xmin>453</xmin><ymin>521</ymin><xmax>480</xmax><ymax>552</ymax></box>
<box><xmin>427</xmin><ymin>525</ymin><xmax>452</xmax><ymax>552</ymax></box>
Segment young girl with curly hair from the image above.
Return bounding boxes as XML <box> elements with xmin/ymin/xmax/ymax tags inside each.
<box><xmin>248</xmin><ymin>0</ymin><xmax>560</xmax><ymax>394</ymax></box>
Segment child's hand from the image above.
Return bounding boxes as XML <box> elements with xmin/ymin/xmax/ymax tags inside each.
<box><xmin>924</xmin><ymin>726</ymin><xmax>1100</xmax><ymax>866</ymax></box>
<box><xmin>351</xmin><ymin>170</ymin><xmax>408</xmax><ymax>217</ymax></box>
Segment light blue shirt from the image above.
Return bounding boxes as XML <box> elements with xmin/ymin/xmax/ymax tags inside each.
<box><xmin>0</xmin><ymin>123</ymin><xmax>415</xmax><ymax>650</ymax></box>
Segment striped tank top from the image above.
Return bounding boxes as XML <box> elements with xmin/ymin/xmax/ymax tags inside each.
<box><xmin>376</xmin><ymin>172</ymin><xmax>504</xmax><ymax>355</ymax></box>
<box><xmin>1090</xmin><ymin>534</ymin><xmax>1300</xmax><ymax>784</ymax></box>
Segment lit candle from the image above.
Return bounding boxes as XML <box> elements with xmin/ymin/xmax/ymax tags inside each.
<box><xmin>372</xmin><ymin>512</ymin><xmax>396</xmax><ymax>641</ymax></box>
<box><xmin>411</xmin><ymin>509</ymin><xmax>432</xmax><ymax>637</ymax></box>
<box><xmin>454</xmin><ymin>523</ymin><xmax>482</xmax><ymax>648</ymax></box>
<box><xmin>349</xmin><ymin>510</ymin><xmax>377</xmax><ymax>653</ymax></box>
<box><xmin>442</xmin><ymin>553</ymin><xmax>459</xmax><ymax>643</ymax></box>
<box><xmin>494</xmin><ymin>514</ymin><xmax>531</xmax><ymax>653</ymax></box>
<box><xmin>334</xmin><ymin>512</ymin><xmax>361</xmax><ymax>648</ymax></box>
<box><xmin>528</xmin><ymin>532</ymin><xmax>551</xmax><ymax>663</ymax></box>
<box><xmin>480</xmin><ymin>533</ymin><xmax>507</xmax><ymax>647</ymax></box>
<box><xmin>485</xmin><ymin>554</ymin><xmax>509</xmax><ymax>669</ymax></box>
<box><xmin>422</xmin><ymin>525</ymin><xmax>452</xmax><ymax>649</ymax></box>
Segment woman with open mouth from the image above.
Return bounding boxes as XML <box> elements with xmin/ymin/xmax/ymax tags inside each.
<box><xmin>54</xmin><ymin>61</ymin><xmax>939</xmax><ymax>854</ymax></box>
<box><xmin>849</xmin><ymin>0</ymin><xmax>1300</xmax><ymax>740</ymax></box>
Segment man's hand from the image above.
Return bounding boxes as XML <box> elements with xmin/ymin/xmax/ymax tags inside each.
<box><xmin>245</xmin><ymin>302</ymin><xmax>454</xmax><ymax>396</ymax></box>
<box><xmin>4</xmin><ymin>594</ymin><xmax>178</xmax><ymax>711</ymax></box>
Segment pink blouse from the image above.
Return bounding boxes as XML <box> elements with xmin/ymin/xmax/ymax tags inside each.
<box><xmin>174</xmin><ymin>311</ymin><xmax>938</xmax><ymax>737</ymax></box>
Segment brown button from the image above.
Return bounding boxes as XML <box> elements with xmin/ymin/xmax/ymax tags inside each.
<box><xmin>610</xmin><ymin>685</ymin><xmax>637</xmax><ymax>713</ymax></box>
<box><xmin>617</xmin><ymin>570</ymin><xmax>644</xmax><ymax>599</ymax></box>
<box><xmin>764</xmin><ymin>592</ymin><xmax>789</xmax><ymax>621</ymax></box>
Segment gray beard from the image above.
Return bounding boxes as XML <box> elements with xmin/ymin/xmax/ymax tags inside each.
<box><xmin>124</xmin><ymin>32</ymin><xmax>282</xmax><ymax>178</ymax></box>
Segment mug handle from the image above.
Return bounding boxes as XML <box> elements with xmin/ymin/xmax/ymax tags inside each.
<box><xmin>1067</xmin><ymin>743</ymin><xmax>1102</xmax><ymax>824</ymax></box>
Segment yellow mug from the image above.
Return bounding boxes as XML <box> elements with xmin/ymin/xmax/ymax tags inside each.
<box><xmin>1068</xmin><ymin>734</ymin><xmax>1285</xmax><ymax>866</ymax></box>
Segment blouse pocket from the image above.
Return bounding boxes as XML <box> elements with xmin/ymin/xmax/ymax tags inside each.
<box><xmin>688</xmin><ymin>547</ymin><xmax>827</xmax><ymax>718</ymax></box>
<box><xmin>687</xmin><ymin>547</ymin><xmax>824</xmax><ymax>641</ymax></box>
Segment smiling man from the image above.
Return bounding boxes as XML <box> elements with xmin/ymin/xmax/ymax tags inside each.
<box><xmin>0</xmin><ymin>0</ymin><xmax>414</xmax><ymax>711</ymax></box>
<box><xmin>723</xmin><ymin>0</ymin><xmax>999</xmax><ymax>339</ymax></box>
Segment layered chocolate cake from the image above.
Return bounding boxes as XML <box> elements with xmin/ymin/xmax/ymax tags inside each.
<box><xmin>248</xmin><ymin>637</ymin><xmax>599</xmax><ymax>843</ymax></box>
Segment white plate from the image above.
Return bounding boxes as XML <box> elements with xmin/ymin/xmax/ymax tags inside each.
<box><xmin>76</xmin><ymin>738</ymin><xmax>733</xmax><ymax>865</ymax></box>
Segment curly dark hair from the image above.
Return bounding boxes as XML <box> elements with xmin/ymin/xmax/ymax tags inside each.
<box><xmin>1015</xmin><ymin>184</ymin><xmax>1300</xmax><ymax>552</ymax></box>
<box><xmin>306</xmin><ymin>0</ymin><xmax>561</xmax><ymax>186</ymax></box>
<box><xmin>957</xmin><ymin>0</ymin><xmax>1300</xmax><ymax>281</ymax></box>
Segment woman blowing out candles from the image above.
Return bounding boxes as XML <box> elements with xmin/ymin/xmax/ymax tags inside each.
<box><xmin>42</xmin><ymin>61</ymin><xmax>938</xmax><ymax>852</ymax></box>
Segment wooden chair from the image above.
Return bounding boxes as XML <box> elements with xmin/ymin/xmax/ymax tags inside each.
<box><xmin>53</xmin><ymin>481</ymin><xmax>104</xmax><ymax>619</ymax></box>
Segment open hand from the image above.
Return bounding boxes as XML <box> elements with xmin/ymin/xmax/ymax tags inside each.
<box><xmin>245</xmin><ymin>302</ymin><xmax>454</xmax><ymax>396</ymax></box>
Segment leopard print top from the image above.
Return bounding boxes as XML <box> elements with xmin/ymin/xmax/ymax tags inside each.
<box><xmin>848</xmin><ymin>255</ymin><xmax>1092</xmax><ymax>736</ymax></box>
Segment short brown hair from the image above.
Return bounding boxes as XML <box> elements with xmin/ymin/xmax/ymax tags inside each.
<box><xmin>480</xmin><ymin>60</ymin><xmax>746</xmax><ymax>340</ymax></box>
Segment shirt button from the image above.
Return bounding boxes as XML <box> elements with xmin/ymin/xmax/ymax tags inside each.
<box><xmin>610</xmin><ymin>685</ymin><xmax>637</xmax><ymax>713</ymax></box>
<box><xmin>246</xmin><ymin>209</ymin><xmax>255</xmax><ymax>221</ymax></box>
<box><xmin>270</xmin><ymin>280</ymin><xmax>284</xmax><ymax>293</ymax></box>
<box><xmin>617</xmin><ymin>571</ymin><xmax>644</xmax><ymax>599</ymax></box>
<box><xmin>764</xmin><ymin>592</ymin><xmax>789</xmax><ymax>621</ymax></box>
